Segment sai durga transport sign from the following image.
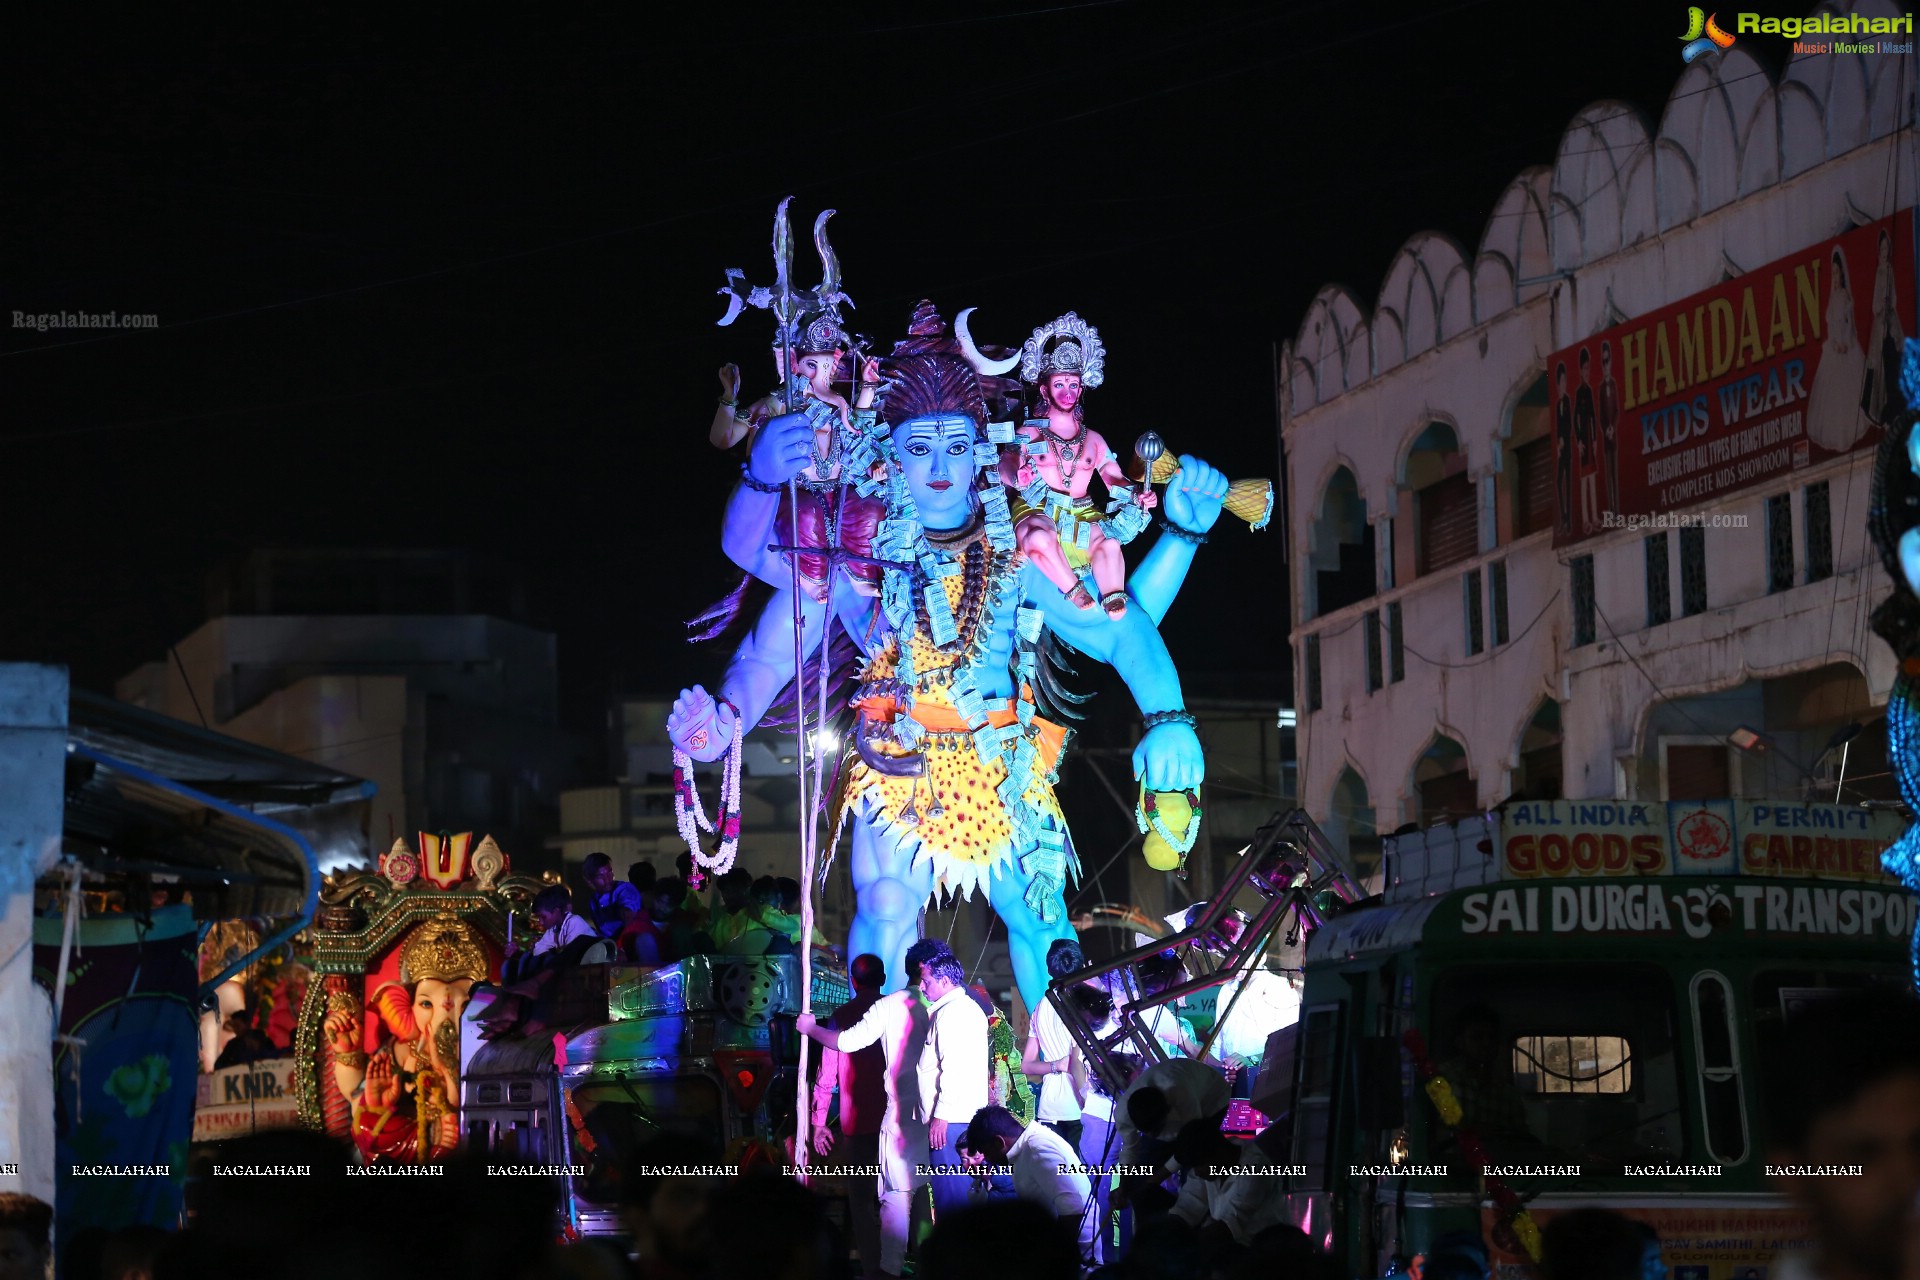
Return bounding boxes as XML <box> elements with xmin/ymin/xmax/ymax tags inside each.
<box><xmin>1551</xmin><ymin>209</ymin><xmax>1913</xmax><ymax>545</ymax></box>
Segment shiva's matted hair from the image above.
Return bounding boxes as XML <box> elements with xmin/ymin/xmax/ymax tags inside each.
<box><xmin>875</xmin><ymin>300</ymin><xmax>1019</xmax><ymax>436</ymax></box>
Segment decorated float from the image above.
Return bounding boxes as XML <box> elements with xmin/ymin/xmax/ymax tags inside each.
<box><xmin>292</xmin><ymin>832</ymin><xmax>538</xmax><ymax>1161</ymax></box>
<box><xmin>266</xmin><ymin>824</ymin><xmax>848</xmax><ymax>1233</ymax></box>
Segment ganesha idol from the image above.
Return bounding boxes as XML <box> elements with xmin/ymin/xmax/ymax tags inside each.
<box><xmin>295</xmin><ymin>832</ymin><xmax>542</xmax><ymax>1163</ymax></box>
<box><xmin>323</xmin><ymin>915</ymin><xmax>489</xmax><ymax>1161</ymax></box>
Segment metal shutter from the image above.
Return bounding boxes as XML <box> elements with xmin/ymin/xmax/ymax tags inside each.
<box><xmin>1515</xmin><ymin>438</ymin><xmax>1556</xmax><ymax>537</ymax></box>
<box><xmin>1418</xmin><ymin>473</ymin><xmax>1478</xmax><ymax>575</ymax></box>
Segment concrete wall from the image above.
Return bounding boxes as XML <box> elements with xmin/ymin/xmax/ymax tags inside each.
<box><xmin>0</xmin><ymin>664</ymin><xmax>65</xmax><ymax>1204</ymax></box>
<box><xmin>119</xmin><ymin>614</ymin><xmax>581</xmax><ymax>868</ymax></box>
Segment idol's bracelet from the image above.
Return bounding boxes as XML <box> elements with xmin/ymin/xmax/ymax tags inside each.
<box><xmin>1141</xmin><ymin>709</ymin><xmax>1198</xmax><ymax>731</ymax></box>
<box><xmin>740</xmin><ymin>463</ymin><xmax>784</xmax><ymax>494</ymax></box>
<box><xmin>335</xmin><ymin>1049</ymin><xmax>369</xmax><ymax>1068</ymax></box>
<box><xmin>1157</xmin><ymin>517</ymin><xmax>1208</xmax><ymax>546</ymax></box>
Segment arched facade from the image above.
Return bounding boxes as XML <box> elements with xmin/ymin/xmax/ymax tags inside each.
<box><xmin>1286</xmin><ymin>13</ymin><xmax>1911</xmax><ymax>829</ymax></box>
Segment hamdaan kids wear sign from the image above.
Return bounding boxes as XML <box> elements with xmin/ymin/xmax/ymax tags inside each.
<box><xmin>1550</xmin><ymin>208</ymin><xmax>1913</xmax><ymax>546</ymax></box>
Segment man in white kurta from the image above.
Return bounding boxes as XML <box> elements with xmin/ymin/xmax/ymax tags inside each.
<box><xmin>1116</xmin><ymin>1056</ymin><xmax>1232</xmax><ymax>1170</ymax></box>
<box><xmin>797</xmin><ymin>970</ymin><xmax>933</xmax><ymax>1278</ymax></box>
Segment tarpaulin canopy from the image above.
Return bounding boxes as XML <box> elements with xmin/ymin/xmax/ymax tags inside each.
<box><xmin>60</xmin><ymin>690</ymin><xmax>373</xmax><ymax>924</ymax></box>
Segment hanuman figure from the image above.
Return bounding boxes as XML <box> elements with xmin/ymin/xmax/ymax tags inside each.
<box><xmin>970</xmin><ymin>312</ymin><xmax>1154</xmax><ymax>618</ymax></box>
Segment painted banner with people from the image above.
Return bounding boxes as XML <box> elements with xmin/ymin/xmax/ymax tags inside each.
<box><xmin>1485</xmin><ymin>1205</ymin><xmax>1816</xmax><ymax>1280</ymax></box>
<box><xmin>1551</xmin><ymin>209</ymin><xmax>1913</xmax><ymax>546</ymax></box>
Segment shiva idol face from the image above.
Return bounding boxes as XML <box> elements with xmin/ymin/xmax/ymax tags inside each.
<box><xmin>893</xmin><ymin>413</ymin><xmax>980</xmax><ymax>530</ymax></box>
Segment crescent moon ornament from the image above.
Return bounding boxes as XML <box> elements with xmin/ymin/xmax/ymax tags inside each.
<box><xmin>954</xmin><ymin>308</ymin><xmax>1020</xmax><ymax>376</ymax></box>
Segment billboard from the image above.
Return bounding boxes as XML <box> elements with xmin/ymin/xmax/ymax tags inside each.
<box><xmin>1500</xmin><ymin>801</ymin><xmax>1905</xmax><ymax>882</ymax></box>
<box><xmin>1551</xmin><ymin>209</ymin><xmax>1914</xmax><ymax>545</ymax></box>
<box><xmin>192</xmin><ymin>1059</ymin><xmax>301</xmax><ymax>1141</ymax></box>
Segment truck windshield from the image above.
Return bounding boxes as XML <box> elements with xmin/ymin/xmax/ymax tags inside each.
<box><xmin>1749</xmin><ymin>967</ymin><xmax>1906</xmax><ymax>1151</ymax></box>
<box><xmin>1429</xmin><ymin>965</ymin><xmax>1684</xmax><ymax>1168</ymax></box>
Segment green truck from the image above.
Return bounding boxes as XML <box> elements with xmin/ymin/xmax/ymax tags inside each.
<box><xmin>1257</xmin><ymin>799</ymin><xmax>1914</xmax><ymax>1280</ymax></box>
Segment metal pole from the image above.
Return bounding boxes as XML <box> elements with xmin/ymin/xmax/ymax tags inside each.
<box><xmin>773</xmin><ymin>195</ymin><xmax>816</xmax><ymax>1179</ymax></box>
<box><xmin>789</xmin><ymin>479</ymin><xmax>814</xmax><ymax>1181</ymax></box>
<box><xmin>1837</xmin><ymin>739</ymin><xmax>1852</xmax><ymax>805</ymax></box>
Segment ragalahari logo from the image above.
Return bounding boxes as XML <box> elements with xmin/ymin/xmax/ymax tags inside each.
<box><xmin>1680</xmin><ymin>8</ymin><xmax>1737</xmax><ymax>61</ymax></box>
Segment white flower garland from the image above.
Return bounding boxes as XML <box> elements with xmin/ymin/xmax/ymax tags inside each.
<box><xmin>672</xmin><ymin>709</ymin><xmax>745</xmax><ymax>882</ymax></box>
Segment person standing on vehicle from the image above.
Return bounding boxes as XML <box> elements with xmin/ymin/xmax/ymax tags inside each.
<box><xmin>796</xmin><ymin>938</ymin><xmax>941</xmax><ymax>1280</ymax></box>
<box><xmin>809</xmin><ymin>953</ymin><xmax>890</xmax><ymax>1280</ymax></box>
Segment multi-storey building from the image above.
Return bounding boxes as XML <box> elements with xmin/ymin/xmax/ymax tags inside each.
<box><xmin>1285</xmin><ymin>29</ymin><xmax>1913</xmax><ymax>838</ymax></box>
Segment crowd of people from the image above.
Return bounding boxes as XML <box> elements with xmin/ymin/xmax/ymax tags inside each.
<box><xmin>12</xmin><ymin>891</ymin><xmax>1920</xmax><ymax>1280</ymax></box>
<box><xmin>505</xmin><ymin>852</ymin><xmax>828</xmax><ymax>979</ymax></box>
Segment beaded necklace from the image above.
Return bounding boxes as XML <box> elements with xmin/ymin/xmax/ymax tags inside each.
<box><xmin>910</xmin><ymin>523</ymin><xmax>997</xmax><ymax>658</ymax></box>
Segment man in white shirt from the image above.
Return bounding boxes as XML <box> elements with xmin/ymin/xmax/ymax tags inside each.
<box><xmin>528</xmin><ymin>886</ymin><xmax>598</xmax><ymax>956</ymax></box>
<box><xmin>1169</xmin><ymin>1119</ymin><xmax>1289</xmax><ymax>1265</ymax></box>
<box><xmin>1210</xmin><ymin>964</ymin><xmax>1301</xmax><ymax>1094</ymax></box>
<box><xmin>915</xmin><ymin>942</ymin><xmax>990</xmax><ymax>1223</ymax></box>
<box><xmin>795</xmin><ymin>938</ymin><xmax>939</xmax><ymax>1279</ymax></box>
<box><xmin>500</xmin><ymin>886</ymin><xmax>609</xmax><ymax>979</ymax></box>
<box><xmin>962</xmin><ymin>1104</ymin><xmax>1096</xmax><ymax>1264</ymax></box>
<box><xmin>1116</xmin><ymin>1056</ymin><xmax>1232</xmax><ymax>1172</ymax></box>
<box><xmin>1023</xmin><ymin>939</ymin><xmax>1088</xmax><ymax>1150</ymax></box>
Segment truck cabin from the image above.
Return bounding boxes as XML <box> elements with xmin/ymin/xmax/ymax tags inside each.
<box><xmin>1269</xmin><ymin>802</ymin><xmax>1916</xmax><ymax>1278</ymax></box>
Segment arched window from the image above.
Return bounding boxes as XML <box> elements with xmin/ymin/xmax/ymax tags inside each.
<box><xmin>1514</xmin><ymin>699</ymin><xmax>1564</xmax><ymax>801</ymax></box>
<box><xmin>1329</xmin><ymin>766</ymin><xmax>1379</xmax><ymax>879</ymax></box>
<box><xmin>1413</xmin><ymin>734</ymin><xmax>1475</xmax><ymax>825</ymax></box>
<box><xmin>1309</xmin><ymin>466</ymin><xmax>1374</xmax><ymax>617</ymax></box>
<box><xmin>1501</xmin><ymin>374</ymin><xmax>1554</xmax><ymax>540</ymax></box>
<box><xmin>1406</xmin><ymin>423</ymin><xmax>1473</xmax><ymax>577</ymax></box>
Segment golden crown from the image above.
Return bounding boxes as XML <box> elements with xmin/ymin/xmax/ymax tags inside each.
<box><xmin>398</xmin><ymin>913</ymin><xmax>490</xmax><ymax>986</ymax></box>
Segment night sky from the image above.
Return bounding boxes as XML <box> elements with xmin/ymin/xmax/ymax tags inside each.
<box><xmin>7</xmin><ymin>1</ymin><xmax>1704</xmax><ymax>740</ymax></box>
